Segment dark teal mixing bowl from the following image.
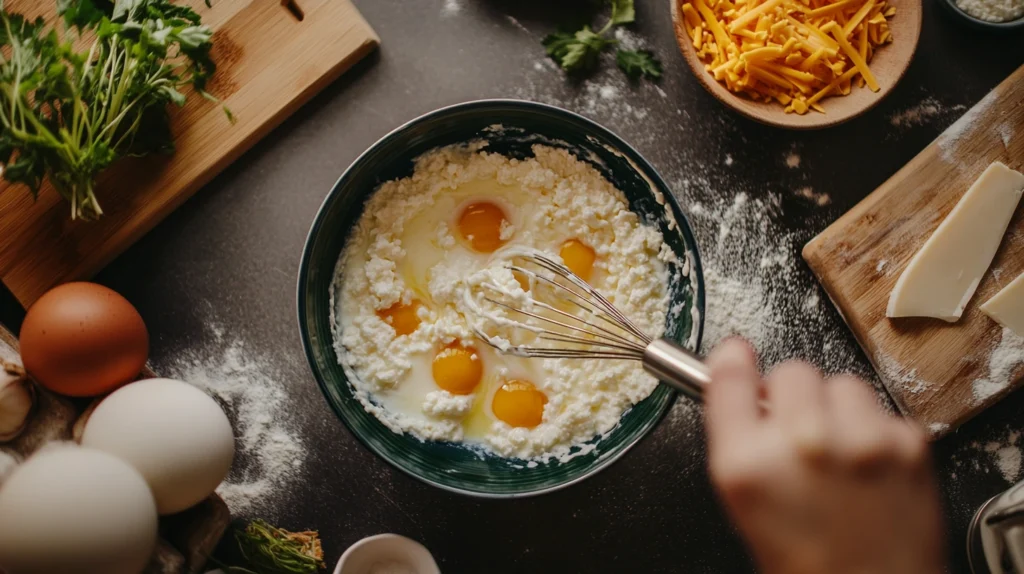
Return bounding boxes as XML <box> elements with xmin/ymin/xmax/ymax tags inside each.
<box><xmin>298</xmin><ymin>100</ymin><xmax>705</xmax><ymax>497</ymax></box>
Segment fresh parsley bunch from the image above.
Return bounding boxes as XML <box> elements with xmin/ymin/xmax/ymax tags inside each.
<box><xmin>0</xmin><ymin>0</ymin><xmax>228</xmax><ymax>220</ymax></box>
<box><xmin>543</xmin><ymin>0</ymin><xmax>662</xmax><ymax>80</ymax></box>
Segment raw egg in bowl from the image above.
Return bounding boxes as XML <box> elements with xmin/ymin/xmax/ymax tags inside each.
<box><xmin>298</xmin><ymin>100</ymin><xmax>705</xmax><ymax>497</ymax></box>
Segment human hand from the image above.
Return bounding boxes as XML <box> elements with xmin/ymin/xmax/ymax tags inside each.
<box><xmin>704</xmin><ymin>338</ymin><xmax>946</xmax><ymax>574</ymax></box>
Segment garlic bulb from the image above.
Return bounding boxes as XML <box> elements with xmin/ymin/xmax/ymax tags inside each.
<box><xmin>0</xmin><ymin>362</ymin><xmax>34</xmax><ymax>442</ymax></box>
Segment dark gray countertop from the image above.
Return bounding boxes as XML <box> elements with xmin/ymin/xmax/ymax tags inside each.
<box><xmin>2</xmin><ymin>1</ymin><xmax>1023</xmax><ymax>572</ymax></box>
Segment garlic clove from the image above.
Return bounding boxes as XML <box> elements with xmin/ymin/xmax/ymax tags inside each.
<box><xmin>0</xmin><ymin>366</ymin><xmax>35</xmax><ymax>443</ymax></box>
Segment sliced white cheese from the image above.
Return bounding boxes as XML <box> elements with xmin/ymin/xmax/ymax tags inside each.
<box><xmin>887</xmin><ymin>162</ymin><xmax>1024</xmax><ymax>322</ymax></box>
<box><xmin>981</xmin><ymin>273</ymin><xmax>1024</xmax><ymax>336</ymax></box>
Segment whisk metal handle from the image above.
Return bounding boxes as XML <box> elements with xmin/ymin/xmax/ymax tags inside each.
<box><xmin>642</xmin><ymin>339</ymin><xmax>712</xmax><ymax>402</ymax></box>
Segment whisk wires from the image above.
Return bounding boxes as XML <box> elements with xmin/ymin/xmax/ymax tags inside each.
<box><xmin>470</xmin><ymin>250</ymin><xmax>653</xmax><ymax>362</ymax></box>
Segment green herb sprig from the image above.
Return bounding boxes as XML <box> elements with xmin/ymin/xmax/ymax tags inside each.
<box><xmin>215</xmin><ymin>519</ymin><xmax>326</xmax><ymax>574</ymax></box>
<box><xmin>542</xmin><ymin>0</ymin><xmax>662</xmax><ymax>80</ymax></box>
<box><xmin>0</xmin><ymin>0</ymin><xmax>229</xmax><ymax>220</ymax></box>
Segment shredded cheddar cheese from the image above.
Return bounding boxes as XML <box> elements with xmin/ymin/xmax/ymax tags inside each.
<box><xmin>681</xmin><ymin>0</ymin><xmax>895</xmax><ymax>114</ymax></box>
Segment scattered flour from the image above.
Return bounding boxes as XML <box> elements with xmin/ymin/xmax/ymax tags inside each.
<box><xmin>983</xmin><ymin>430</ymin><xmax>1024</xmax><ymax>482</ymax></box>
<box><xmin>509</xmin><ymin>54</ymin><xmax>690</xmax><ymax>150</ymax></box>
<box><xmin>875</xmin><ymin>352</ymin><xmax>932</xmax><ymax>397</ymax></box>
<box><xmin>973</xmin><ymin>328</ymin><xmax>1024</xmax><ymax>404</ymax></box>
<box><xmin>724</xmin><ymin>154</ymin><xmax>734</xmax><ymax>166</ymax></box>
<box><xmin>1001</xmin><ymin>123</ymin><xmax>1015</xmax><ymax>150</ymax></box>
<box><xmin>702</xmin><ymin>266</ymin><xmax>774</xmax><ymax>354</ymax></box>
<box><xmin>888</xmin><ymin>97</ymin><xmax>966</xmax><ymax>129</ymax></box>
<box><xmin>158</xmin><ymin>325</ymin><xmax>306</xmax><ymax>515</ymax></box>
<box><xmin>785</xmin><ymin>153</ymin><xmax>801</xmax><ymax>169</ymax></box>
<box><xmin>939</xmin><ymin>89</ymin><xmax>1000</xmax><ymax>164</ymax></box>
<box><xmin>803</xmin><ymin>291</ymin><xmax>820</xmax><ymax>310</ymax></box>
<box><xmin>684</xmin><ymin>191</ymin><xmax>871</xmax><ymax>382</ymax></box>
<box><xmin>613</xmin><ymin>27</ymin><xmax>645</xmax><ymax>51</ymax></box>
<box><xmin>876</xmin><ymin>259</ymin><xmax>889</xmax><ymax>273</ymax></box>
<box><xmin>929</xmin><ymin>422</ymin><xmax>950</xmax><ymax>435</ymax></box>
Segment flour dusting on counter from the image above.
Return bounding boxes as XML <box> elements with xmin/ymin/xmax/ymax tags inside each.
<box><xmin>680</xmin><ymin>188</ymin><xmax>871</xmax><ymax>382</ymax></box>
<box><xmin>888</xmin><ymin>97</ymin><xmax>966</xmax><ymax>129</ymax></box>
<box><xmin>973</xmin><ymin>328</ymin><xmax>1024</xmax><ymax>404</ymax></box>
<box><xmin>158</xmin><ymin>324</ymin><xmax>306</xmax><ymax>514</ymax></box>
<box><xmin>875</xmin><ymin>352</ymin><xmax>932</xmax><ymax>397</ymax></box>
<box><xmin>938</xmin><ymin>89</ymin><xmax>1000</xmax><ymax>164</ymax></box>
<box><xmin>985</xmin><ymin>433</ymin><xmax>1023</xmax><ymax>483</ymax></box>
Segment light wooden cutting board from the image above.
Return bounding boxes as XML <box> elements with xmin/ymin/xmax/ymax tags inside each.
<box><xmin>0</xmin><ymin>0</ymin><xmax>378</xmax><ymax>307</ymax></box>
<box><xmin>803</xmin><ymin>64</ymin><xmax>1024</xmax><ymax>439</ymax></box>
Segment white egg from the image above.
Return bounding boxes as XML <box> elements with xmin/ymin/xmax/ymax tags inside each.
<box><xmin>0</xmin><ymin>445</ymin><xmax>158</xmax><ymax>574</ymax></box>
<box><xmin>82</xmin><ymin>378</ymin><xmax>235</xmax><ymax>515</ymax></box>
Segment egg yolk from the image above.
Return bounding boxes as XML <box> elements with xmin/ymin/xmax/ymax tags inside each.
<box><xmin>432</xmin><ymin>343</ymin><xmax>483</xmax><ymax>395</ymax></box>
<box><xmin>560</xmin><ymin>239</ymin><xmax>596</xmax><ymax>281</ymax></box>
<box><xmin>376</xmin><ymin>301</ymin><xmax>422</xmax><ymax>336</ymax></box>
<box><xmin>512</xmin><ymin>270</ymin><xmax>530</xmax><ymax>292</ymax></box>
<box><xmin>458</xmin><ymin>202</ymin><xmax>508</xmax><ymax>253</ymax></box>
<box><xmin>492</xmin><ymin>380</ymin><xmax>547</xmax><ymax>428</ymax></box>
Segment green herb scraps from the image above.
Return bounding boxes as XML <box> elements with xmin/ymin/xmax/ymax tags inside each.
<box><xmin>220</xmin><ymin>519</ymin><xmax>326</xmax><ymax>574</ymax></box>
<box><xmin>542</xmin><ymin>0</ymin><xmax>662</xmax><ymax>80</ymax></box>
<box><xmin>0</xmin><ymin>0</ymin><xmax>229</xmax><ymax>220</ymax></box>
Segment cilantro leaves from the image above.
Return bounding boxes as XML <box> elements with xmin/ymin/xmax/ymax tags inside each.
<box><xmin>608</xmin><ymin>0</ymin><xmax>636</xmax><ymax>26</ymax></box>
<box><xmin>541</xmin><ymin>0</ymin><xmax>661</xmax><ymax>80</ymax></box>
<box><xmin>616</xmin><ymin>48</ymin><xmax>662</xmax><ymax>79</ymax></box>
<box><xmin>542</xmin><ymin>26</ymin><xmax>612</xmax><ymax>74</ymax></box>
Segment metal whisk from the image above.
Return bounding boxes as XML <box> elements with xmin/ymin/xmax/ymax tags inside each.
<box><xmin>467</xmin><ymin>249</ymin><xmax>711</xmax><ymax>402</ymax></box>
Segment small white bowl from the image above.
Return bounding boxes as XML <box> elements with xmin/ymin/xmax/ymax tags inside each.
<box><xmin>334</xmin><ymin>534</ymin><xmax>440</xmax><ymax>574</ymax></box>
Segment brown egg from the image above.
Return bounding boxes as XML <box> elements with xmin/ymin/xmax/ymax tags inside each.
<box><xmin>20</xmin><ymin>282</ymin><xmax>149</xmax><ymax>397</ymax></box>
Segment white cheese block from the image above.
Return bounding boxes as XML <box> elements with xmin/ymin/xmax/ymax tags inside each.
<box><xmin>981</xmin><ymin>272</ymin><xmax>1024</xmax><ymax>336</ymax></box>
<box><xmin>887</xmin><ymin>162</ymin><xmax>1024</xmax><ymax>322</ymax></box>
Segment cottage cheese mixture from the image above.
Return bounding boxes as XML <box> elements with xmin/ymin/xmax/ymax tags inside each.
<box><xmin>956</xmin><ymin>0</ymin><xmax>1024</xmax><ymax>22</ymax></box>
<box><xmin>332</xmin><ymin>144</ymin><xmax>673</xmax><ymax>461</ymax></box>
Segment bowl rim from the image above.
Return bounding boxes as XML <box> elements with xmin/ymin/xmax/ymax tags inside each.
<box><xmin>296</xmin><ymin>98</ymin><xmax>706</xmax><ymax>498</ymax></box>
<box><xmin>939</xmin><ymin>0</ymin><xmax>1024</xmax><ymax>29</ymax></box>
<box><xmin>669</xmin><ymin>0</ymin><xmax>924</xmax><ymax>129</ymax></box>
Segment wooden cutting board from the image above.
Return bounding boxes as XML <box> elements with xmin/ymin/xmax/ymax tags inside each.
<box><xmin>803</xmin><ymin>64</ymin><xmax>1024</xmax><ymax>439</ymax></box>
<box><xmin>0</xmin><ymin>0</ymin><xmax>378</xmax><ymax>307</ymax></box>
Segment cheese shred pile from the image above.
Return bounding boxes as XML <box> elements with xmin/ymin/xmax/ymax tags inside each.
<box><xmin>681</xmin><ymin>0</ymin><xmax>896</xmax><ymax>114</ymax></box>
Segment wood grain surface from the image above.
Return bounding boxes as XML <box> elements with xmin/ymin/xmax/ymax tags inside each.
<box><xmin>670</xmin><ymin>0</ymin><xmax>922</xmax><ymax>129</ymax></box>
<box><xmin>0</xmin><ymin>0</ymin><xmax>379</xmax><ymax>307</ymax></box>
<box><xmin>803</xmin><ymin>64</ymin><xmax>1024</xmax><ymax>438</ymax></box>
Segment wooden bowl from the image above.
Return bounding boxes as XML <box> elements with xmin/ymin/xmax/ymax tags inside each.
<box><xmin>670</xmin><ymin>0</ymin><xmax>923</xmax><ymax>129</ymax></box>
